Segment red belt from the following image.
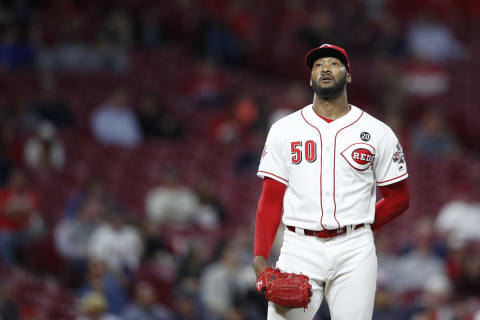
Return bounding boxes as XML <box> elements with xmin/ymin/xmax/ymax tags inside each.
<box><xmin>286</xmin><ymin>224</ymin><xmax>366</xmax><ymax>239</ymax></box>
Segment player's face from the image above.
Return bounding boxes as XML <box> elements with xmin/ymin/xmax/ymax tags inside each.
<box><xmin>310</xmin><ymin>57</ymin><xmax>351</xmax><ymax>99</ymax></box>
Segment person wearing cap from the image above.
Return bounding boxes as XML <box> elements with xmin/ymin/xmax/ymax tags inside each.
<box><xmin>252</xmin><ymin>44</ymin><xmax>410</xmax><ymax>319</ymax></box>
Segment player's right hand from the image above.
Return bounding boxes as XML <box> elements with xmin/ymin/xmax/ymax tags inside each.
<box><xmin>256</xmin><ymin>267</ymin><xmax>274</xmax><ymax>292</ymax></box>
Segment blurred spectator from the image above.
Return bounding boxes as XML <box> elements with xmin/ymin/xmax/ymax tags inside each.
<box><xmin>375</xmin><ymin>235</ymin><xmax>401</xmax><ymax>292</ymax></box>
<box><xmin>410</xmin><ymin>109</ymin><xmax>458</xmax><ymax>158</ymax></box>
<box><xmin>373</xmin><ymin>15</ymin><xmax>407</xmax><ymax>59</ymax></box>
<box><xmin>140</xmin><ymin>220</ymin><xmax>169</xmax><ymax>261</ymax></box>
<box><xmin>134</xmin><ymin>7</ymin><xmax>165</xmax><ymax>48</ymax></box>
<box><xmin>268</xmin><ymin>83</ymin><xmax>309</xmax><ymax>126</ymax></box>
<box><xmin>373</xmin><ymin>286</ymin><xmax>416</xmax><ymax>320</ymax></box>
<box><xmin>184</xmin><ymin>60</ymin><xmax>226</xmax><ymax>108</ymax></box>
<box><xmin>134</xmin><ymin>250</ymin><xmax>177</xmax><ymax>307</ymax></box>
<box><xmin>55</xmin><ymin>199</ymin><xmax>103</xmax><ymax>287</ymax></box>
<box><xmin>199</xmin><ymin>239</ymin><xmax>245</xmax><ymax>319</ymax></box>
<box><xmin>208</xmin><ymin>95</ymin><xmax>260</xmax><ymax>145</ymax></box>
<box><xmin>0</xmin><ymin>114</ymin><xmax>13</xmax><ymax>187</ymax></box>
<box><xmin>0</xmin><ymin>280</ymin><xmax>20</xmax><ymax>320</ymax></box>
<box><xmin>63</xmin><ymin>174</ymin><xmax>117</xmax><ymax>219</ymax></box>
<box><xmin>234</xmin><ymin>133</ymin><xmax>263</xmax><ymax>174</ymax></box>
<box><xmin>389</xmin><ymin>218</ymin><xmax>447</xmax><ymax>295</ymax></box>
<box><xmin>194</xmin><ymin>178</ymin><xmax>227</xmax><ymax>229</ymax></box>
<box><xmin>23</xmin><ymin>121</ymin><xmax>66</xmax><ymax>172</ymax></box>
<box><xmin>453</xmin><ymin>243</ymin><xmax>480</xmax><ymax>300</ymax></box>
<box><xmin>233</xmin><ymin>96</ymin><xmax>259</xmax><ymax>133</ymax></box>
<box><xmin>8</xmin><ymin>96</ymin><xmax>38</xmax><ymax>135</ymax></box>
<box><xmin>29</xmin><ymin>82</ymin><xmax>74</xmax><ymax>129</ymax></box>
<box><xmin>78</xmin><ymin>259</ymin><xmax>129</xmax><ymax>316</ymax></box>
<box><xmin>410</xmin><ymin>274</ymin><xmax>455</xmax><ymax>320</ymax></box>
<box><xmin>0</xmin><ymin>26</ymin><xmax>36</xmax><ymax>69</ymax></box>
<box><xmin>91</xmin><ymin>89</ymin><xmax>142</xmax><ymax>147</ymax></box>
<box><xmin>372</xmin><ymin>56</ymin><xmax>406</xmax><ymax>115</ymax></box>
<box><xmin>0</xmin><ymin>153</ymin><xmax>12</xmax><ymax>188</ymax></box>
<box><xmin>297</xmin><ymin>8</ymin><xmax>336</xmax><ymax>50</ymax></box>
<box><xmin>0</xmin><ymin>168</ymin><xmax>42</xmax><ymax>267</ymax></box>
<box><xmin>77</xmin><ymin>291</ymin><xmax>121</xmax><ymax>320</ymax></box>
<box><xmin>178</xmin><ymin>242</ymin><xmax>211</xmax><ymax>282</ymax></box>
<box><xmin>406</xmin><ymin>11</ymin><xmax>464</xmax><ymax>62</ymax></box>
<box><xmin>435</xmin><ymin>183</ymin><xmax>480</xmax><ymax>244</ymax></box>
<box><xmin>200</xmin><ymin>13</ymin><xmax>248</xmax><ymax>67</ymax></box>
<box><xmin>145</xmin><ymin>169</ymin><xmax>200</xmax><ymax>228</ymax></box>
<box><xmin>207</xmin><ymin>109</ymin><xmax>239</xmax><ymax>144</ymax></box>
<box><xmin>37</xmin><ymin>5</ymin><xmax>130</xmax><ymax>72</ymax></box>
<box><xmin>102</xmin><ymin>10</ymin><xmax>134</xmax><ymax>48</ymax></box>
<box><xmin>94</xmin><ymin>10</ymin><xmax>132</xmax><ymax>72</ymax></box>
<box><xmin>39</xmin><ymin>39</ymin><xmax>129</xmax><ymax>72</ymax></box>
<box><xmin>121</xmin><ymin>281</ymin><xmax>173</xmax><ymax>320</ymax></box>
<box><xmin>280</xmin><ymin>0</ymin><xmax>309</xmax><ymax>31</ymax></box>
<box><xmin>87</xmin><ymin>211</ymin><xmax>142</xmax><ymax>276</ymax></box>
<box><xmin>172</xmin><ymin>290</ymin><xmax>205</xmax><ymax>320</ymax></box>
<box><xmin>136</xmin><ymin>94</ymin><xmax>184</xmax><ymax>140</ymax></box>
<box><xmin>402</xmin><ymin>57</ymin><xmax>449</xmax><ymax>98</ymax></box>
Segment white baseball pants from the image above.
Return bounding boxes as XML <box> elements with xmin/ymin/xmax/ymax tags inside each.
<box><xmin>268</xmin><ymin>225</ymin><xmax>377</xmax><ymax>320</ymax></box>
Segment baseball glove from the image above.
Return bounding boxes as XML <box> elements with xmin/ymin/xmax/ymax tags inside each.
<box><xmin>256</xmin><ymin>267</ymin><xmax>312</xmax><ymax>309</ymax></box>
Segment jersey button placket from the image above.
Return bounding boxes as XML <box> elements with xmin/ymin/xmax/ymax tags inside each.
<box><xmin>322</xmin><ymin>131</ymin><xmax>335</xmax><ymax>228</ymax></box>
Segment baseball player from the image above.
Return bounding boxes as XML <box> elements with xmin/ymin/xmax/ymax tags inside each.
<box><xmin>252</xmin><ymin>44</ymin><xmax>410</xmax><ymax>319</ymax></box>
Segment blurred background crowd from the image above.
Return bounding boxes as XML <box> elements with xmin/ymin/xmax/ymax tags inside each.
<box><xmin>0</xmin><ymin>0</ymin><xmax>479</xmax><ymax>319</ymax></box>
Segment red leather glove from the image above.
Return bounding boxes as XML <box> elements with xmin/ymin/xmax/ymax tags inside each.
<box><xmin>256</xmin><ymin>267</ymin><xmax>312</xmax><ymax>309</ymax></box>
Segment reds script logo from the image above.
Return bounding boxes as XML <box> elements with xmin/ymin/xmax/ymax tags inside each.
<box><xmin>341</xmin><ymin>143</ymin><xmax>376</xmax><ymax>171</ymax></box>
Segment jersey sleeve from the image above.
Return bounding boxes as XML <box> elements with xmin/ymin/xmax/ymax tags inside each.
<box><xmin>257</xmin><ymin>122</ymin><xmax>289</xmax><ymax>185</ymax></box>
<box><xmin>374</xmin><ymin>127</ymin><xmax>408</xmax><ymax>186</ymax></box>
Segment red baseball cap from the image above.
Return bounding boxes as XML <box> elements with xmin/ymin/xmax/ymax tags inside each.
<box><xmin>305</xmin><ymin>44</ymin><xmax>350</xmax><ymax>72</ymax></box>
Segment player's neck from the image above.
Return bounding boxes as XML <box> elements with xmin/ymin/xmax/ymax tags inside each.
<box><xmin>312</xmin><ymin>92</ymin><xmax>350</xmax><ymax>120</ymax></box>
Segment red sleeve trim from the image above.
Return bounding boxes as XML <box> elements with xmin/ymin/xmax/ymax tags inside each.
<box><xmin>258</xmin><ymin>170</ymin><xmax>289</xmax><ymax>184</ymax></box>
<box><xmin>376</xmin><ymin>172</ymin><xmax>408</xmax><ymax>184</ymax></box>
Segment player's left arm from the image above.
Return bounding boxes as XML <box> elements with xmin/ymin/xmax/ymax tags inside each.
<box><xmin>371</xmin><ymin>179</ymin><xmax>409</xmax><ymax>231</ymax></box>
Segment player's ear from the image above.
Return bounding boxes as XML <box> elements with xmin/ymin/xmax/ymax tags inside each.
<box><xmin>309</xmin><ymin>78</ymin><xmax>312</xmax><ymax>86</ymax></box>
<box><xmin>346</xmin><ymin>72</ymin><xmax>352</xmax><ymax>84</ymax></box>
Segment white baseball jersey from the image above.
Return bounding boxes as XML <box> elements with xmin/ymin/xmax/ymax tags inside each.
<box><xmin>258</xmin><ymin>104</ymin><xmax>407</xmax><ymax>230</ymax></box>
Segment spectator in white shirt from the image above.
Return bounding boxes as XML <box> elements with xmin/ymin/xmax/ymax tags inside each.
<box><xmin>407</xmin><ymin>12</ymin><xmax>464</xmax><ymax>62</ymax></box>
<box><xmin>91</xmin><ymin>89</ymin><xmax>142</xmax><ymax>147</ymax></box>
<box><xmin>435</xmin><ymin>183</ymin><xmax>480</xmax><ymax>243</ymax></box>
<box><xmin>145</xmin><ymin>169</ymin><xmax>200</xmax><ymax>228</ymax></box>
<box><xmin>24</xmin><ymin>121</ymin><xmax>65</xmax><ymax>171</ymax></box>
<box><xmin>199</xmin><ymin>240</ymin><xmax>244</xmax><ymax>320</ymax></box>
<box><xmin>55</xmin><ymin>196</ymin><xmax>103</xmax><ymax>286</ymax></box>
<box><xmin>88</xmin><ymin>211</ymin><xmax>142</xmax><ymax>275</ymax></box>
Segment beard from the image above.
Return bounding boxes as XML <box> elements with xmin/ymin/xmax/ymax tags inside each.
<box><xmin>311</xmin><ymin>73</ymin><xmax>347</xmax><ymax>99</ymax></box>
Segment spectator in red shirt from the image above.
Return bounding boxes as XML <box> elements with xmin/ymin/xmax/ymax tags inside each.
<box><xmin>0</xmin><ymin>168</ymin><xmax>40</xmax><ymax>267</ymax></box>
